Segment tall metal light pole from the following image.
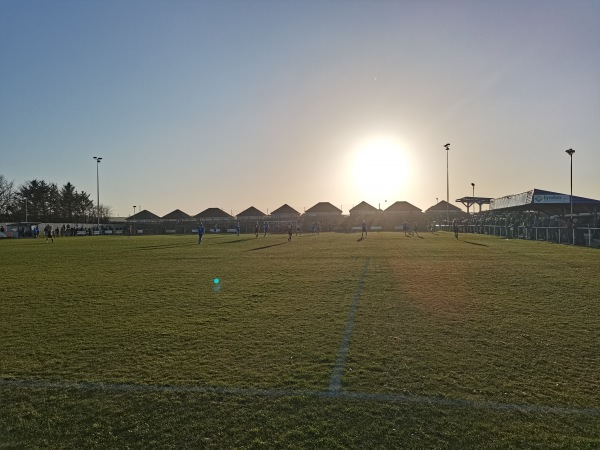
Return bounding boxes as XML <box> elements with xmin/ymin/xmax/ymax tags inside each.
<box><xmin>471</xmin><ymin>182</ymin><xmax>475</xmax><ymax>198</ymax></box>
<box><xmin>93</xmin><ymin>156</ymin><xmax>102</xmax><ymax>232</ymax></box>
<box><xmin>133</xmin><ymin>205</ymin><xmax>136</xmax><ymax>235</ymax></box>
<box><xmin>444</xmin><ymin>143</ymin><xmax>450</xmax><ymax>227</ymax></box>
<box><xmin>566</xmin><ymin>148</ymin><xmax>575</xmax><ymax>244</ymax></box>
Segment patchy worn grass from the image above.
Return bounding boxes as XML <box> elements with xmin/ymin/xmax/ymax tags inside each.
<box><xmin>1</xmin><ymin>232</ymin><xmax>599</xmax><ymax>447</ymax></box>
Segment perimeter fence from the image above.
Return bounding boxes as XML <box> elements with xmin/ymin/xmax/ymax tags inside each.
<box><xmin>439</xmin><ymin>224</ymin><xmax>600</xmax><ymax>247</ymax></box>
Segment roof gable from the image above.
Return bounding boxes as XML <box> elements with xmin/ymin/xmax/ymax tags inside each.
<box><xmin>270</xmin><ymin>204</ymin><xmax>300</xmax><ymax>216</ymax></box>
<box><xmin>194</xmin><ymin>208</ymin><xmax>234</xmax><ymax>219</ymax></box>
<box><xmin>127</xmin><ymin>209</ymin><xmax>161</xmax><ymax>220</ymax></box>
<box><xmin>349</xmin><ymin>201</ymin><xmax>378</xmax><ymax>214</ymax></box>
<box><xmin>237</xmin><ymin>206</ymin><xmax>266</xmax><ymax>217</ymax></box>
<box><xmin>305</xmin><ymin>202</ymin><xmax>343</xmax><ymax>214</ymax></box>
<box><xmin>385</xmin><ymin>201</ymin><xmax>422</xmax><ymax>213</ymax></box>
<box><xmin>425</xmin><ymin>201</ymin><xmax>462</xmax><ymax>212</ymax></box>
<box><xmin>162</xmin><ymin>209</ymin><xmax>192</xmax><ymax>219</ymax></box>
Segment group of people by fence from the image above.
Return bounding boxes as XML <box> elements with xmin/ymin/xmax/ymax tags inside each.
<box><xmin>440</xmin><ymin>211</ymin><xmax>599</xmax><ymax>246</ymax></box>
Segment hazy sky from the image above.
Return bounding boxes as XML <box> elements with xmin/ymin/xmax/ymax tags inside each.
<box><xmin>1</xmin><ymin>0</ymin><xmax>599</xmax><ymax>217</ymax></box>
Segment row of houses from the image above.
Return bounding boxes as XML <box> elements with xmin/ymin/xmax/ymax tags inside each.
<box><xmin>126</xmin><ymin>200</ymin><xmax>464</xmax><ymax>234</ymax></box>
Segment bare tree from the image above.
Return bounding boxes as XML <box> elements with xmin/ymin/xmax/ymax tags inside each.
<box><xmin>98</xmin><ymin>204</ymin><xmax>113</xmax><ymax>221</ymax></box>
<box><xmin>0</xmin><ymin>174</ymin><xmax>15</xmax><ymax>221</ymax></box>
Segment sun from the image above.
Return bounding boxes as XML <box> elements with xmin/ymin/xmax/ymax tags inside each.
<box><xmin>350</xmin><ymin>136</ymin><xmax>409</xmax><ymax>202</ymax></box>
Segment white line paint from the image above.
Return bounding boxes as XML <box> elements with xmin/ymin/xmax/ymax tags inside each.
<box><xmin>329</xmin><ymin>258</ymin><xmax>370</xmax><ymax>392</ymax></box>
<box><xmin>1</xmin><ymin>378</ymin><xmax>598</xmax><ymax>416</ymax></box>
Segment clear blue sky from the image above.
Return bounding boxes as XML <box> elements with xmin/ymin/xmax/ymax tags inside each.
<box><xmin>1</xmin><ymin>0</ymin><xmax>599</xmax><ymax>217</ymax></box>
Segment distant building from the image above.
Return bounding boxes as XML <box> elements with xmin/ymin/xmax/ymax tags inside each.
<box><xmin>162</xmin><ymin>209</ymin><xmax>193</xmax><ymax>234</ymax></box>
<box><xmin>349</xmin><ymin>201</ymin><xmax>379</xmax><ymax>217</ymax></box>
<box><xmin>236</xmin><ymin>206</ymin><xmax>267</xmax><ymax>233</ymax></box>
<box><xmin>126</xmin><ymin>209</ymin><xmax>162</xmax><ymax>234</ymax></box>
<box><xmin>382</xmin><ymin>201</ymin><xmax>424</xmax><ymax>230</ymax></box>
<box><xmin>304</xmin><ymin>202</ymin><xmax>343</xmax><ymax>231</ymax></box>
<box><xmin>270</xmin><ymin>204</ymin><xmax>301</xmax><ymax>232</ymax></box>
<box><xmin>195</xmin><ymin>208</ymin><xmax>234</xmax><ymax>233</ymax></box>
<box><xmin>425</xmin><ymin>201</ymin><xmax>464</xmax><ymax>224</ymax></box>
<box><xmin>270</xmin><ymin>204</ymin><xmax>300</xmax><ymax>220</ymax></box>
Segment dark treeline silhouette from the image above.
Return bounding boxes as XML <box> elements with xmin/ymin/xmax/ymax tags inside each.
<box><xmin>0</xmin><ymin>175</ymin><xmax>109</xmax><ymax>223</ymax></box>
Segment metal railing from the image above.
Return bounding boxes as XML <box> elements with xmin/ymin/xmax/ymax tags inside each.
<box><xmin>437</xmin><ymin>224</ymin><xmax>600</xmax><ymax>247</ymax></box>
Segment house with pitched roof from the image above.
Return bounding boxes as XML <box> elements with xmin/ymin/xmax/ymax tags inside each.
<box><xmin>349</xmin><ymin>201</ymin><xmax>378</xmax><ymax>216</ymax></box>
<box><xmin>349</xmin><ymin>201</ymin><xmax>379</xmax><ymax>218</ymax></box>
<box><xmin>236</xmin><ymin>206</ymin><xmax>267</xmax><ymax>233</ymax></box>
<box><xmin>126</xmin><ymin>209</ymin><xmax>162</xmax><ymax>234</ymax></box>
<box><xmin>161</xmin><ymin>209</ymin><xmax>193</xmax><ymax>234</ymax></box>
<box><xmin>381</xmin><ymin>201</ymin><xmax>425</xmax><ymax>231</ymax></box>
<box><xmin>304</xmin><ymin>202</ymin><xmax>343</xmax><ymax>231</ymax></box>
<box><xmin>269</xmin><ymin>204</ymin><xmax>301</xmax><ymax>233</ymax></box>
<box><xmin>348</xmin><ymin>201</ymin><xmax>380</xmax><ymax>230</ymax></box>
<box><xmin>384</xmin><ymin>201</ymin><xmax>422</xmax><ymax>214</ymax></box>
<box><xmin>195</xmin><ymin>208</ymin><xmax>234</xmax><ymax>233</ymax></box>
<box><xmin>270</xmin><ymin>204</ymin><xmax>300</xmax><ymax>220</ymax></box>
<box><xmin>425</xmin><ymin>200</ymin><xmax>464</xmax><ymax>225</ymax></box>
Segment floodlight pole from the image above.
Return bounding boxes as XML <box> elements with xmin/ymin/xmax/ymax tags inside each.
<box><xmin>133</xmin><ymin>205</ymin><xmax>136</xmax><ymax>235</ymax></box>
<box><xmin>566</xmin><ymin>148</ymin><xmax>575</xmax><ymax>244</ymax></box>
<box><xmin>444</xmin><ymin>143</ymin><xmax>450</xmax><ymax>228</ymax></box>
<box><xmin>93</xmin><ymin>156</ymin><xmax>102</xmax><ymax>233</ymax></box>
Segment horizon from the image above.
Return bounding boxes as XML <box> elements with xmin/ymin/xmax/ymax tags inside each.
<box><xmin>1</xmin><ymin>1</ymin><xmax>599</xmax><ymax>218</ymax></box>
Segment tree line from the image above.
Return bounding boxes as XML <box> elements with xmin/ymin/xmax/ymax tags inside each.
<box><xmin>0</xmin><ymin>174</ymin><xmax>112</xmax><ymax>224</ymax></box>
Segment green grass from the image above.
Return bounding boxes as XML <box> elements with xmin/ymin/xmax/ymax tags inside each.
<box><xmin>1</xmin><ymin>232</ymin><xmax>599</xmax><ymax>448</ymax></box>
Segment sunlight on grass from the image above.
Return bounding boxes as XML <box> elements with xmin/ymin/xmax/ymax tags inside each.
<box><xmin>1</xmin><ymin>232</ymin><xmax>599</xmax><ymax>447</ymax></box>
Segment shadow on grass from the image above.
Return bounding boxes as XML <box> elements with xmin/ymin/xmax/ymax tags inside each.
<box><xmin>461</xmin><ymin>240</ymin><xmax>488</xmax><ymax>247</ymax></box>
<box><xmin>138</xmin><ymin>243</ymin><xmax>195</xmax><ymax>251</ymax></box>
<box><xmin>245</xmin><ymin>242</ymin><xmax>288</xmax><ymax>252</ymax></box>
<box><xmin>216</xmin><ymin>237</ymin><xmax>255</xmax><ymax>245</ymax></box>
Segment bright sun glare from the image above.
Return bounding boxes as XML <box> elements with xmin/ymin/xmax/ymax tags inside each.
<box><xmin>351</xmin><ymin>136</ymin><xmax>409</xmax><ymax>202</ymax></box>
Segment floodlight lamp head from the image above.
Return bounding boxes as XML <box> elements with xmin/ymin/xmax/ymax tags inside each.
<box><xmin>565</xmin><ymin>148</ymin><xmax>575</xmax><ymax>156</ymax></box>
<box><xmin>444</xmin><ymin>143</ymin><xmax>450</xmax><ymax>150</ymax></box>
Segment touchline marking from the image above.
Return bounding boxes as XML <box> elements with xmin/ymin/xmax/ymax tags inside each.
<box><xmin>1</xmin><ymin>378</ymin><xmax>598</xmax><ymax>417</ymax></box>
<box><xmin>329</xmin><ymin>258</ymin><xmax>370</xmax><ymax>392</ymax></box>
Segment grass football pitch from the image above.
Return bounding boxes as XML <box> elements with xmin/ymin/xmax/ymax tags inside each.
<box><xmin>1</xmin><ymin>231</ymin><xmax>599</xmax><ymax>448</ymax></box>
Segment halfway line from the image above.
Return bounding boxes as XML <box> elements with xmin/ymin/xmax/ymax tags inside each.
<box><xmin>329</xmin><ymin>258</ymin><xmax>370</xmax><ymax>392</ymax></box>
